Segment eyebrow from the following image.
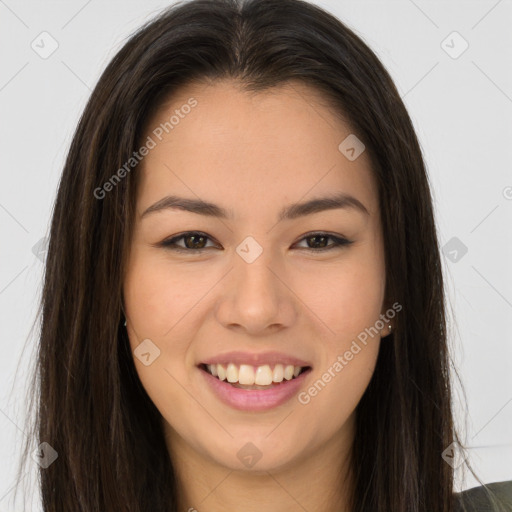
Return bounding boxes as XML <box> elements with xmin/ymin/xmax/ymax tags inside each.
<box><xmin>140</xmin><ymin>192</ymin><xmax>369</xmax><ymax>221</ymax></box>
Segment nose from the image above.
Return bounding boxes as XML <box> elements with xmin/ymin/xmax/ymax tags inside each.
<box><xmin>214</xmin><ymin>245</ymin><xmax>298</xmax><ymax>335</ymax></box>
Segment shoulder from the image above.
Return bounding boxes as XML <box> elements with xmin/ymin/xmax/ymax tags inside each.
<box><xmin>454</xmin><ymin>480</ymin><xmax>512</xmax><ymax>512</ymax></box>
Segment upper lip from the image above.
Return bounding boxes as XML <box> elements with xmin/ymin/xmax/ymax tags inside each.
<box><xmin>200</xmin><ymin>351</ymin><xmax>312</xmax><ymax>368</ymax></box>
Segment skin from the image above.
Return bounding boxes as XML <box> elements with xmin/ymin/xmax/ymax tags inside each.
<box><xmin>123</xmin><ymin>79</ymin><xmax>393</xmax><ymax>512</ymax></box>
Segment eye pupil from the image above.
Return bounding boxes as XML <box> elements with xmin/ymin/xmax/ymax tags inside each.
<box><xmin>308</xmin><ymin>235</ymin><xmax>329</xmax><ymax>249</ymax></box>
<box><xmin>185</xmin><ymin>233</ymin><xmax>207</xmax><ymax>249</ymax></box>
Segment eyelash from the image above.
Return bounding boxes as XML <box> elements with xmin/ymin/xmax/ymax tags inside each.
<box><xmin>157</xmin><ymin>231</ymin><xmax>354</xmax><ymax>254</ymax></box>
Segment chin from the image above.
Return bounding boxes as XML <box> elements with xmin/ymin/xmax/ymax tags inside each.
<box><xmin>202</xmin><ymin>432</ymin><xmax>308</xmax><ymax>473</ymax></box>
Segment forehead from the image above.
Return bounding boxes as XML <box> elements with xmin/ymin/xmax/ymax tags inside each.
<box><xmin>136</xmin><ymin>79</ymin><xmax>379</xmax><ymax>220</ymax></box>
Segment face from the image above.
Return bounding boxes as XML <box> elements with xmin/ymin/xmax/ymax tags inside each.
<box><xmin>123</xmin><ymin>79</ymin><xmax>390</xmax><ymax>475</ymax></box>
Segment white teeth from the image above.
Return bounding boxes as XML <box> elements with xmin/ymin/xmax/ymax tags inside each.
<box><xmin>255</xmin><ymin>365</ymin><xmax>273</xmax><ymax>386</ymax></box>
<box><xmin>205</xmin><ymin>362</ymin><xmax>305</xmax><ymax>384</ymax></box>
<box><xmin>238</xmin><ymin>364</ymin><xmax>254</xmax><ymax>385</ymax></box>
<box><xmin>226</xmin><ymin>363</ymin><xmax>238</xmax><ymax>383</ymax></box>
<box><xmin>284</xmin><ymin>365</ymin><xmax>294</xmax><ymax>380</ymax></box>
<box><xmin>273</xmin><ymin>364</ymin><xmax>284</xmax><ymax>382</ymax></box>
<box><xmin>217</xmin><ymin>364</ymin><xmax>227</xmax><ymax>381</ymax></box>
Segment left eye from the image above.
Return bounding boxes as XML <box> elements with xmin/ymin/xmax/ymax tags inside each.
<box><xmin>158</xmin><ymin>231</ymin><xmax>353</xmax><ymax>253</ymax></box>
<box><xmin>295</xmin><ymin>233</ymin><xmax>353</xmax><ymax>251</ymax></box>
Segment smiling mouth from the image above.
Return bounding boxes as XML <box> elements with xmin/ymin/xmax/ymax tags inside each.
<box><xmin>199</xmin><ymin>363</ymin><xmax>312</xmax><ymax>389</ymax></box>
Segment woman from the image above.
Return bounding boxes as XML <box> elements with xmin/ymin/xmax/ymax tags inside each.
<box><xmin>15</xmin><ymin>0</ymin><xmax>512</xmax><ymax>510</ymax></box>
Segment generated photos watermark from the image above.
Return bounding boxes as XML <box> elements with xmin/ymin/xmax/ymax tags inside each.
<box><xmin>297</xmin><ymin>301</ymin><xmax>402</xmax><ymax>405</ymax></box>
<box><xmin>94</xmin><ymin>97</ymin><xmax>198</xmax><ymax>200</ymax></box>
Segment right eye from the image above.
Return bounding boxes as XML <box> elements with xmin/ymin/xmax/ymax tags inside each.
<box><xmin>157</xmin><ymin>231</ymin><xmax>220</xmax><ymax>253</ymax></box>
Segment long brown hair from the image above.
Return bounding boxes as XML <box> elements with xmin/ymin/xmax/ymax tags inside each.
<box><xmin>13</xmin><ymin>0</ymin><xmax>483</xmax><ymax>510</ymax></box>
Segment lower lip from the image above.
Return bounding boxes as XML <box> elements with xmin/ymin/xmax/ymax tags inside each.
<box><xmin>199</xmin><ymin>366</ymin><xmax>311</xmax><ymax>412</ymax></box>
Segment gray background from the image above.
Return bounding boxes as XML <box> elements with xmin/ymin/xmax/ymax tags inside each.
<box><xmin>1</xmin><ymin>0</ymin><xmax>511</xmax><ymax>509</ymax></box>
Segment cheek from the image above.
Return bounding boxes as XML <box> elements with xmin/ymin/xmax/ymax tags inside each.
<box><xmin>298</xmin><ymin>266</ymin><xmax>383</xmax><ymax>428</ymax></box>
<box><xmin>123</xmin><ymin>253</ymin><xmax>194</xmax><ymax>411</ymax></box>
<box><xmin>122</xmin><ymin>252</ymin><xmax>191</xmax><ymax>396</ymax></box>
<box><xmin>297</xmin><ymin>254</ymin><xmax>385</xmax><ymax>341</ymax></box>
<box><xmin>297</xmin><ymin>339</ymin><xmax>380</xmax><ymax>442</ymax></box>
<box><xmin>123</xmin><ymin>250</ymin><xmax>206</xmax><ymax>339</ymax></box>
<box><xmin>294</xmin><ymin>249</ymin><xmax>384</xmax><ymax>413</ymax></box>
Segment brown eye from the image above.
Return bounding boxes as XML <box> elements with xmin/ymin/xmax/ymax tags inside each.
<box><xmin>295</xmin><ymin>233</ymin><xmax>353</xmax><ymax>252</ymax></box>
<box><xmin>159</xmin><ymin>231</ymin><xmax>218</xmax><ymax>252</ymax></box>
<box><xmin>305</xmin><ymin>234</ymin><xmax>330</xmax><ymax>249</ymax></box>
<box><xmin>181</xmin><ymin>233</ymin><xmax>208</xmax><ymax>249</ymax></box>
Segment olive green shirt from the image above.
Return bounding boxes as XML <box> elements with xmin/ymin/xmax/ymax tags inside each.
<box><xmin>454</xmin><ymin>481</ymin><xmax>512</xmax><ymax>511</ymax></box>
